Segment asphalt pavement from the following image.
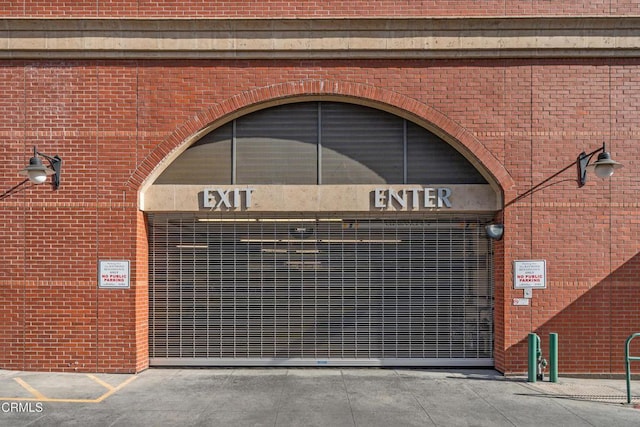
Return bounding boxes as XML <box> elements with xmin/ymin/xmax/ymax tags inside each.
<box><xmin>0</xmin><ymin>368</ymin><xmax>639</xmax><ymax>426</ymax></box>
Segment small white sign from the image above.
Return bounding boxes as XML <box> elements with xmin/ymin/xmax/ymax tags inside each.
<box><xmin>513</xmin><ymin>298</ymin><xmax>530</xmax><ymax>306</ymax></box>
<box><xmin>98</xmin><ymin>260</ymin><xmax>130</xmax><ymax>289</ymax></box>
<box><xmin>513</xmin><ymin>260</ymin><xmax>546</xmax><ymax>289</ymax></box>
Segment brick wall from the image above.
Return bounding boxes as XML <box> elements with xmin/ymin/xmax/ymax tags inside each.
<box><xmin>1</xmin><ymin>55</ymin><xmax>638</xmax><ymax>373</ymax></box>
<box><xmin>1</xmin><ymin>1</ymin><xmax>638</xmax><ymax>18</ymax></box>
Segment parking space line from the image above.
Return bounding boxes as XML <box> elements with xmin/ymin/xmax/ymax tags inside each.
<box><xmin>86</xmin><ymin>374</ymin><xmax>115</xmax><ymax>391</ymax></box>
<box><xmin>14</xmin><ymin>377</ymin><xmax>47</xmax><ymax>400</ymax></box>
<box><xmin>0</xmin><ymin>375</ymin><xmax>137</xmax><ymax>404</ymax></box>
<box><xmin>0</xmin><ymin>396</ymin><xmax>105</xmax><ymax>403</ymax></box>
<box><xmin>93</xmin><ymin>375</ymin><xmax>137</xmax><ymax>403</ymax></box>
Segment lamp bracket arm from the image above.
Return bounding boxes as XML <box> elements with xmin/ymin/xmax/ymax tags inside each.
<box><xmin>587</xmin><ymin>143</ymin><xmax>606</xmax><ymax>158</ymax></box>
<box><xmin>577</xmin><ymin>143</ymin><xmax>606</xmax><ymax>188</ymax></box>
<box><xmin>503</xmin><ymin>159</ymin><xmax>578</xmax><ymax>209</ymax></box>
<box><xmin>577</xmin><ymin>144</ymin><xmax>605</xmax><ymax>164</ymax></box>
<box><xmin>36</xmin><ymin>150</ymin><xmax>61</xmax><ymax>166</ymax></box>
<box><xmin>0</xmin><ymin>179</ymin><xmax>29</xmax><ymax>201</ymax></box>
<box><xmin>32</xmin><ymin>147</ymin><xmax>62</xmax><ymax>190</ymax></box>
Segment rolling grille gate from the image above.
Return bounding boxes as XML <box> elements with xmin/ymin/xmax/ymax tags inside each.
<box><xmin>148</xmin><ymin>214</ymin><xmax>494</xmax><ymax>366</ymax></box>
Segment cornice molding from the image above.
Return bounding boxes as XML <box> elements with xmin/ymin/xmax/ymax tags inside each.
<box><xmin>1</xmin><ymin>17</ymin><xmax>640</xmax><ymax>59</ymax></box>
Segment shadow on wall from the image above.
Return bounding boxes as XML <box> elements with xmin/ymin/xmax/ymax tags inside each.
<box><xmin>506</xmin><ymin>251</ymin><xmax>640</xmax><ymax>375</ymax></box>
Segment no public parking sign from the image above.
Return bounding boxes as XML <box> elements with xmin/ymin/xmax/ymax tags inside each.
<box><xmin>513</xmin><ymin>260</ymin><xmax>546</xmax><ymax>289</ymax></box>
<box><xmin>98</xmin><ymin>260</ymin><xmax>130</xmax><ymax>289</ymax></box>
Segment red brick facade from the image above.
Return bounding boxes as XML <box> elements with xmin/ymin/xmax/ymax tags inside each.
<box><xmin>1</xmin><ymin>1</ymin><xmax>638</xmax><ymax>17</ymax></box>
<box><xmin>1</xmin><ymin>4</ymin><xmax>639</xmax><ymax>374</ymax></box>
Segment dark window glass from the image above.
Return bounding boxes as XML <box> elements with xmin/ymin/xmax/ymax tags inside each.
<box><xmin>154</xmin><ymin>123</ymin><xmax>232</xmax><ymax>185</ymax></box>
<box><xmin>321</xmin><ymin>103</ymin><xmax>404</xmax><ymax>184</ymax></box>
<box><xmin>407</xmin><ymin>123</ymin><xmax>487</xmax><ymax>184</ymax></box>
<box><xmin>153</xmin><ymin>102</ymin><xmax>487</xmax><ymax>186</ymax></box>
<box><xmin>236</xmin><ymin>103</ymin><xmax>318</xmax><ymax>185</ymax></box>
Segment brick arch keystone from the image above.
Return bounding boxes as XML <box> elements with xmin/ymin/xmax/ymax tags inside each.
<box><xmin>128</xmin><ymin>79</ymin><xmax>515</xmax><ymax>201</ymax></box>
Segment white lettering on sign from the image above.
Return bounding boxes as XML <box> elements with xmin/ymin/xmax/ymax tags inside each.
<box><xmin>204</xmin><ymin>188</ymin><xmax>254</xmax><ymax>209</ymax></box>
<box><xmin>373</xmin><ymin>188</ymin><xmax>452</xmax><ymax>210</ymax></box>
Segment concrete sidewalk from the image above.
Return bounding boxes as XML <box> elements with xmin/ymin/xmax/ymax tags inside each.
<box><xmin>0</xmin><ymin>368</ymin><xmax>639</xmax><ymax>426</ymax></box>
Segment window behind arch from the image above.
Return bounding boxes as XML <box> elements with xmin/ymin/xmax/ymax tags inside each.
<box><xmin>153</xmin><ymin>102</ymin><xmax>487</xmax><ymax>185</ymax></box>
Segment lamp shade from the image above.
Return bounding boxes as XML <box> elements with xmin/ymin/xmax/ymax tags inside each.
<box><xmin>485</xmin><ymin>224</ymin><xmax>504</xmax><ymax>240</ymax></box>
<box><xmin>18</xmin><ymin>156</ymin><xmax>55</xmax><ymax>184</ymax></box>
<box><xmin>587</xmin><ymin>150</ymin><xmax>622</xmax><ymax>179</ymax></box>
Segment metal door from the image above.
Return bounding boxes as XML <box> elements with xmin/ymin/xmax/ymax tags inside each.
<box><xmin>148</xmin><ymin>214</ymin><xmax>494</xmax><ymax>366</ymax></box>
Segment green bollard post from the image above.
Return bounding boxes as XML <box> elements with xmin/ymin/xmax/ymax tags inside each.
<box><xmin>528</xmin><ymin>333</ymin><xmax>537</xmax><ymax>382</ymax></box>
<box><xmin>549</xmin><ymin>333</ymin><xmax>558</xmax><ymax>383</ymax></box>
<box><xmin>626</xmin><ymin>344</ymin><xmax>632</xmax><ymax>404</ymax></box>
<box><xmin>624</xmin><ymin>333</ymin><xmax>640</xmax><ymax>404</ymax></box>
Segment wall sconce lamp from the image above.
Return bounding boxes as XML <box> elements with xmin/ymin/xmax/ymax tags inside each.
<box><xmin>486</xmin><ymin>142</ymin><xmax>623</xmax><ymax>240</ymax></box>
<box><xmin>577</xmin><ymin>142</ymin><xmax>623</xmax><ymax>187</ymax></box>
<box><xmin>18</xmin><ymin>146</ymin><xmax>62</xmax><ymax>189</ymax></box>
<box><xmin>485</xmin><ymin>223</ymin><xmax>504</xmax><ymax>240</ymax></box>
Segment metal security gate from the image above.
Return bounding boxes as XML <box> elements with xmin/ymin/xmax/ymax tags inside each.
<box><xmin>148</xmin><ymin>214</ymin><xmax>494</xmax><ymax>366</ymax></box>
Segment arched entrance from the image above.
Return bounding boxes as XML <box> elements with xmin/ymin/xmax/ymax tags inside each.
<box><xmin>142</xmin><ymin>101</ymin><xmax>500</xmax><ymax>366</ymax></box>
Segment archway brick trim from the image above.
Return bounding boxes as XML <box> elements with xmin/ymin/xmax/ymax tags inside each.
<box><xmin>127</xmin><ymin>79</ymin><xmax>515</xmax><ymax>201</ymax></box>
